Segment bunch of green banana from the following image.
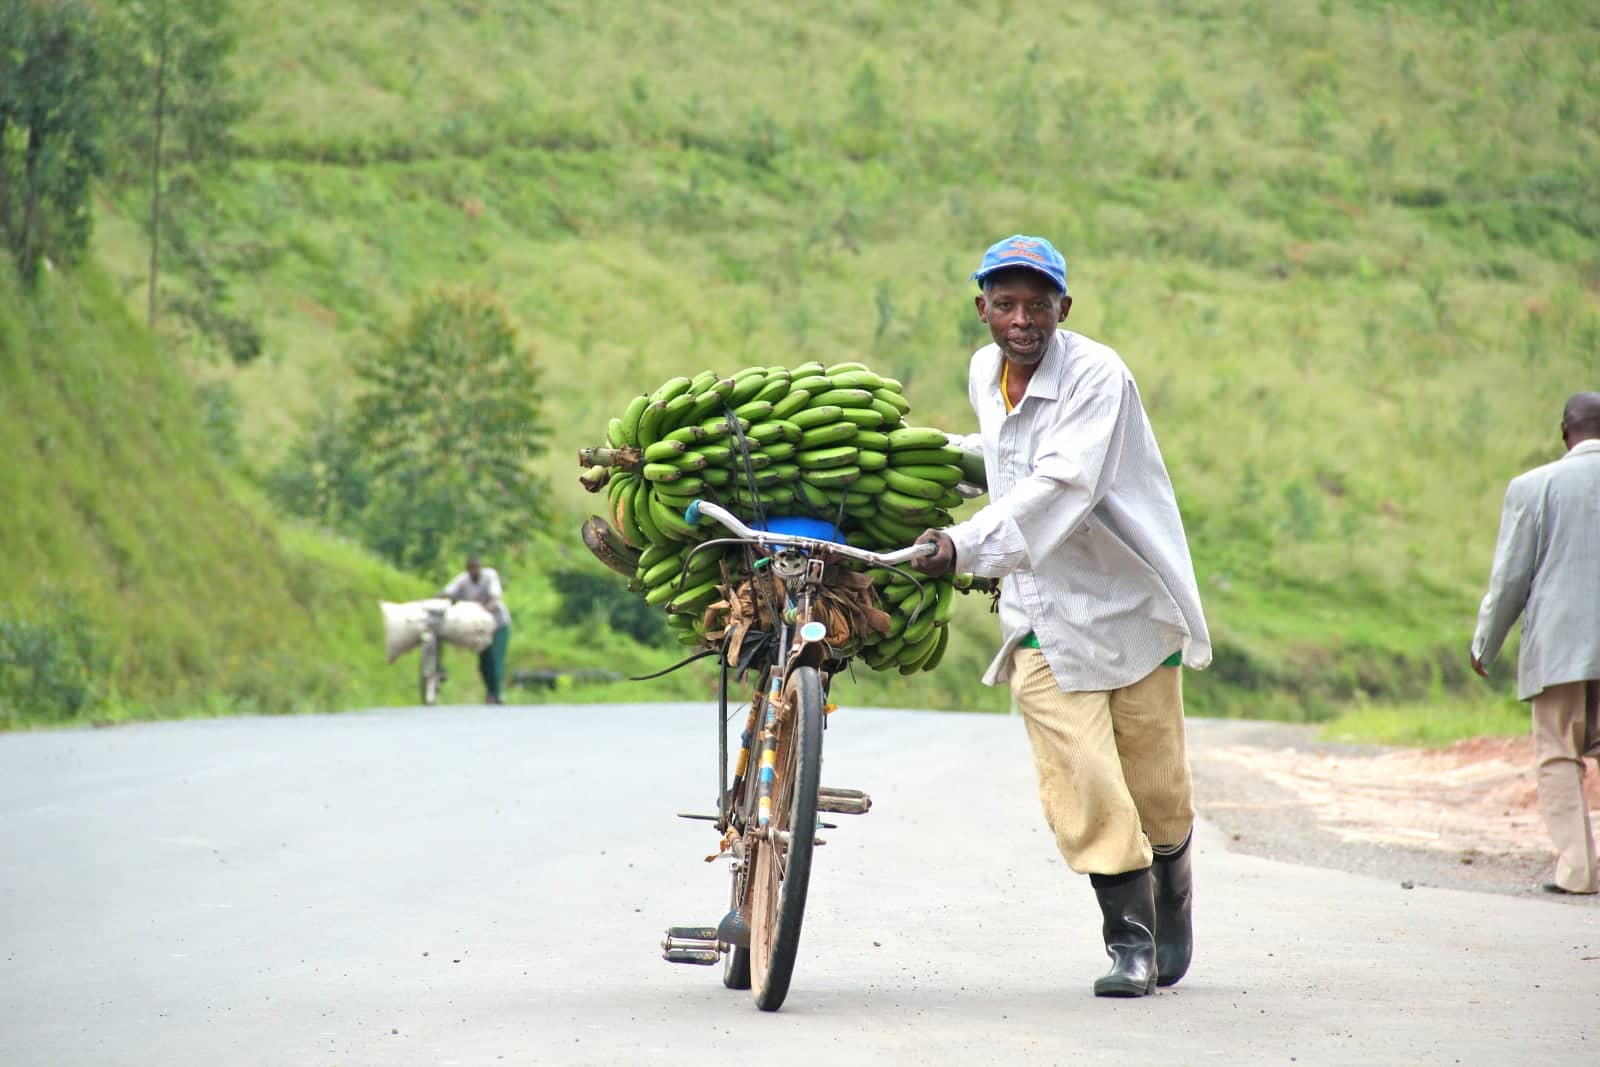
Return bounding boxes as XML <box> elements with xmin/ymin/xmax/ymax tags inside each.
<box><xmin>580</xmin><ymin>361</ymin><xmax>985</xmax><ymax>664</ymax></box>
<box><xmin>836</xmin><ymin>565</ymin><xmax>956</xmax><ymax>674</ymax></box>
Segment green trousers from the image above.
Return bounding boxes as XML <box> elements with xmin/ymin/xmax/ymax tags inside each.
<box><xmin>478</xmin><ymin>623</ymin><xmax>510</xmax><ymax>701</ymax></box>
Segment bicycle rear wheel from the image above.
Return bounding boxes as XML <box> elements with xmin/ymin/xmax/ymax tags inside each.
<box><xmin>748</xmin><ymin>665</ymin><xmax>824</xmax><ymax>1011</ymax></box>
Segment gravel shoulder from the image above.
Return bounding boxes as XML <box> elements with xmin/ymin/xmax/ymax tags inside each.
<box><xmin>1186</xmin><ymin>717</ymin><xmax>1600</xmax><ymax>901</ymax></box>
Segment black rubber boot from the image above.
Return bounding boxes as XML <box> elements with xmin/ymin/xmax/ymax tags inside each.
<box><xmin>1090</xmin><ymin>868</ymin><xmax>1158</xmax><ymax>997</ymax></box>
<box><xmin>1152</xmin><ymin>834</ymin><xmax>1193</xmax><ymax>987</ymax></box>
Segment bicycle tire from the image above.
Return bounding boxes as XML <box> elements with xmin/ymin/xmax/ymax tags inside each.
<box><xmin>748</xmin><ymin>665</ymin><xmax>824</xmax><ymax>1011</ymax></box>
<box><xmin>420</xmin><ymin>642</ymin><xmax>439</xmax><ymax>706</ymax></box>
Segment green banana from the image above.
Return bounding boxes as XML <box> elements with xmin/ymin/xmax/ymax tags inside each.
<box><xmin>811</xmin><ymin>388</ymin><xmax>874</xmax><ymax>408</ymax></box>
<box><xmin>636</xmin><ymin>401</ymin><xmax>670</xmax><ymax>447</ymax></box>
<box><xmin>882</xmin><ymin>467</ymin><xmax>945</xmax><ymax>501</ymax></box>
<box><xmin>619</xmin><ymin>395</ymin><xmax>651</xmax><ymax>445</ymax></box>
<box><xmin>797</xmin><ymin>421</ymin><xmax>857</xmax><ymax>449</ymax></box>
<box><xmin>853</xmin><ymin>472</ymin><xmax>887</xmax><ymax>495</ymax></box>
<box><xmin>790</xmin><ymin>374</ymin><xmax>832</xmax><ymax>395</ymax></box>
<box><xmin>934</xmin><ymin>578</ymin><xmax>957</xmax><ymax>623</ymax></box>
<box><xmin>754</xmin><ymin>375</ymin><xmax>792</xmax><ymax>404</ymax></box>
<box><xmin>938</xmin><ymin>488</ymin><xmax>964</xmax><ymax>510</ymax></box>
<box><xmin>770</xmin><ymin>389</ymin><xmax>811</xmax><ymax>420</ymax></box>
<box><xmin>689</xmin><ymin>369</ymin><xmax>718</xmax><ymax>394</ymax></box>
<box><xmin>868</xmin><ymin>398</ymin><xmax>904</xmax><ymax>426</ymax></box>
<box><xmin>631</xmin><ymin>480</ymin><xmax>665</xmax><ymax>545</ymax></box>
<box><xmin>796</xmin><ymin>445</ymin><xmax>859</xmax><ymax>470</ymax></box>
<box><xmin>873</xmin><ymin>387</ymin><xmax>911</xmax><ymax>414</ymax></box>
<box><xmin>826</xmin><ymin>361</ymin><xmax>870</xmax><ymax>375</ymax></box>
<box><xmin>794</xmin><ymin>480</ymin><xmax>831</xmax><ymax>511</ymax></box>
<box><xmin>791</xmin><ymin>404</ymin><xmax>844</xmax><ymax>430</ymax></box>
<box><xmin>745</xmin><ymin>420</ymin><xmax>789</xmax><ymax>445</ymax></box>
<box><xmin>761</xmin><ymin>441</ymin><xmax>797</xmax><ymax>462</ymax></box>
<box><xmin>642</xmin><ymin>461</ymin><xmax>684</xmax><ymax>483</ymax></box>
<box><xmin>726</xmin><ymin>372</ymin><xmax>768</xmax><ymax>407</ymax></box>
<box><xmin>856</xmin><ymin>448</ymin><xmax>888</xmax><ymax>471</ymax></box>
<box><xmin>854</xmin><ymin>430</ymin><xmax>891</xmax><ymax>451</ymax></box>
<box><xmin>732</xmin><ymin>399</ymin><xmax>775</xmax><ymax>423</ymax></box>
<box><xmin>606</xmin><ymin>416</ymin><xmax>627</xmax><ymax>448</ymax></box>
<box><xmin>651</xmin><ymin>376</ymin><xmax>694</xmax><ymax>405</ymax></box>
<box><xmin>892</xmin><ymin>445</ymin><xmax>965</xmax><ymax>465</ymax></box>
<box><xmin>895</xmin><ymin>463</ymin><xmax>963</xmax><ymax>487</ymax></box>
<box><xmin>800</xmin><ymin>464</ymin><xmax>861</xmax><ymax>487</ymax></box>
<box><xmin>643</xmin><ymin>439</ymin><xmax>688</xmax><ymax>463</ymax></box>
<box><xmin>637</xmin><ymin>540</ymin><xmax>679</xmax><ymax>570</ymax></box>
<box><xmin>828</xmin><ymin>369</ymin><xmax>884</xmax><ymax>390</ymax></box>
<box><xmin>686</xmin><ymin>378</ymin><xmax>738</xmax><ymax>422</ymax></box>
<box><xmin>840</xmin><ymin>407</ymin><xmax>884</xmax><ymax>430</ymax></box>
<box><xmin>922</xmin><ymin>625</ymin><xmax>950</xmax><ymax>671</ymax></box>
<box><xmin>659</xmin><ymin>392</ymin><xmax>696</xmax><ymax>431</ymax></box>
<box><xmin>664</xmin><ymin>423</ymin><xmax>711</xmax><ymax>446</ymax></box>
<box><xmin>888</xmin><ymin>426</ymin><xmax>950</xmax><ymax>450</ymax></box>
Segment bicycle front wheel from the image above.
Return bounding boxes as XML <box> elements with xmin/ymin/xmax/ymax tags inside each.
<box><xmin>748</xmin><ymin>665</ymin><xmax>825</xmax><ymax>1012</ymax></box>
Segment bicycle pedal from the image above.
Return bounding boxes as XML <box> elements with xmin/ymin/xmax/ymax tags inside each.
<box><xmin>817</xmin><ymin>786</ymin><xmax>872</xmax><ymax>815</ymax></box>
<box><xmin>661</xmin><ymin>925</ymin><xmax>723</xmax><ymax>966</ymax></box>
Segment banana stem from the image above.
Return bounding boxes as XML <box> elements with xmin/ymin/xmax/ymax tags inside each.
<box><xmin>576</xmin><ymin>446</ymin><xmax>644</xmax><ymax>472</ymax></box>
<box><xmin>578</xmin><ymin>465</ymin><xmax>612</xmax><ymax>493</ymax></box>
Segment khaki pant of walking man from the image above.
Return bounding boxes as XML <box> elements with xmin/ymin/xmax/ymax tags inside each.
<box><xmin>1009</xmin><ymin>649</ymin><xmax>1195</xmax><ymax>872</ymax></box>
<box><xmin>1532</xmin><ymin>679</ymin><xmax>1600</xmax><ymax>894</ymax></box>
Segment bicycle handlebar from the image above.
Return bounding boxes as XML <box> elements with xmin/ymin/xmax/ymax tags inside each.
<box><xmin>685</xmin><ymin>500</ymin><xmax>937</xmax><ymax>568</ymax></box>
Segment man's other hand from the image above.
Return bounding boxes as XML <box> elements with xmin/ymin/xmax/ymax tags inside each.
<box><xmin>912</xmin><ymin>530</ymin><xmax>956</xmax><ymax>577</ymax></box>
<box><xmin>1470</xmin><ymin>652</ymin><xmax>1489</xmax><ymax>679</ymax></box>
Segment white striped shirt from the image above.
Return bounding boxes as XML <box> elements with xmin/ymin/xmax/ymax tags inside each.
<box><xmin>945</xmin><ymin>329</ymin><xmax>1212</xmax><ymax>692</ymax></box>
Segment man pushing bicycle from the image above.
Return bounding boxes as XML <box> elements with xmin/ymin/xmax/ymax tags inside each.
<box><xmin>914</xmin><ymin>235</ymin><xmax>1212</xmax><ymax>998</ymax></box>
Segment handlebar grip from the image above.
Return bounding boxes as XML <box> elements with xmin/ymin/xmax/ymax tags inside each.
<box><xmin>684</xmin><ymin>499</ymin><xmax>703</xmax><ymax>526</ymax></box>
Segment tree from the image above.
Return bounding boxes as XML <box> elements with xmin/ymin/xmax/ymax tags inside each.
<box><xmin>271</xmin><ymin>289</ymin><xmax>550</xmax><ymax>573</ymax></box>
<box><xmin>106</xmin><ymin>0</ymin><xmax>248</xmax><ymax>326</ymax></box>
<box><xmin>0</xmin><ymin>0</ymin><xmax>109</xmax><ymax>281</ymax></box>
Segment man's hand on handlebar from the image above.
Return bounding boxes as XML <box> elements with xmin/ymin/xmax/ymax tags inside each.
<box><xmin>911</xmin><ymin>530</ymin><xmax>956</xmax><ymax>577</ymax></box>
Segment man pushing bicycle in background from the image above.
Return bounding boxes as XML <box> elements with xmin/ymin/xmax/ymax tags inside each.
<box><xmin>914</xmin><ymin>235</ymin><xmax>1211</xmax><ymax>998</ymax></box>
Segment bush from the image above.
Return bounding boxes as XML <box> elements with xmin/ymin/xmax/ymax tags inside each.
<box><xmin>549</xmin><ymin>567</ymin><xmax>668</xmax><ymax>646</ymax></box>
<box><xmin>0</xmin><ymin>591</ymin><xmax>107</xmax><ymax>726</ymax></box>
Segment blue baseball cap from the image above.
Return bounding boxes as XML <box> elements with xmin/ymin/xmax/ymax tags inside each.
<box><xmin>971</xmin><ymin>234</ymin><xmax>1068</xmax><ymax>294</ymax></box>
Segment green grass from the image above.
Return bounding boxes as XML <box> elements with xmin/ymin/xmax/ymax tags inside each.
<box><xmin>83</xmin><ymin>0</ymin><xmax>1600</xmax><ymax>718</ymax></box>
<box><xmin>0</xmin><ymin>262</ymin><xmax>441</xmax><ymax>725</ymax></box>
<box><xmin>1319</xmin><ymin>695</ymin><xmax>1528</xmax><ymax>747</ymax></box>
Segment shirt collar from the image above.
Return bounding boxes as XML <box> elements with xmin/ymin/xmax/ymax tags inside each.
<box><xmin>992</xmin><ymin>330</ymin><xmax>1066</xmax><ymax>405</ymax></box>
<box><xmin>1568</xmin><ymin>439</ymin><xmax>1600</xmax><ymax>457</ymax></box>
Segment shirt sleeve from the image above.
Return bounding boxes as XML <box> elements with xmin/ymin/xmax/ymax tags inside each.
<box><xmin>1471</xmin><ymin>478</ymin><xmax>1538</xmax><ymax>664</ymax></box>
<box><xmin>945</xmin><ymin>368</ymin><xmax>1129</xmax><ymax>578</ymax></box>
<box><xmin>484</xmin><ymin>570</ymin><xmax>504</xmax><ymax>604</ymax></box>
<box><xmin>442</xmin><ymin>573</ymin><xmax>466</xmax><ymax>598</ymax></box>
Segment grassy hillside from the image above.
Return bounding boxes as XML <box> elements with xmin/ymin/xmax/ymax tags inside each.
<box><xmin>94</xmin><ymin>0</ymin><xmax>1600</xmax><ymax>717</ymax></box>
<box><xmin>0</xmin><ymin>263</ymin><xmax>436</xmax><ymax>725</ymax></box>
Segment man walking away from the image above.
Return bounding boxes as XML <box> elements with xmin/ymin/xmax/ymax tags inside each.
<box><xmin>1471</xmin><ymin>391</ymin><xmax>1600</xmax><ymax>895</ymax></box>
<box><xmin>443</xmin><ymin>554</ymin><xmax>513</xmax><ymax>705</ymax></box>
<box><xmin>914</xmin><ymin>235</ymin><xmax>1212</xmax><ymax>997</ymax></box>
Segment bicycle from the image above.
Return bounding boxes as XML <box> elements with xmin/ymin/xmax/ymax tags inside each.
<box><xmin>418</xmin><ymin>601</ymin><xmax>449</xmax><ymax>706</ymax></box>
<box><xmin>658</xmin><ymin>500</ymin><xmax>966</xmax><ymax>1012</ymax></box>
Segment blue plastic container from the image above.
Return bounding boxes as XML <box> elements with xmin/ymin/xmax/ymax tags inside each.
<box><xmin>754</xmin><ymin>515</ymin><xmax>845</xmax><ymax>544</ymax></box>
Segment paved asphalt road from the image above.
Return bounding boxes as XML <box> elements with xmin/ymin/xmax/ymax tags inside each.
<box><xmin>2</xmin><ymin>703</ymin><xmax>1596</xmax><ymax>1067</ymax></box>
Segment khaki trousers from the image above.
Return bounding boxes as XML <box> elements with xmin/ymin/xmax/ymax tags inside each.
<box><xmin>1532</xmin><ymin>679</ymin><xmax>1600</xmax><ymax>893</ymax></box>
<box><xmin>1009</xmin><ymin>649</ymin><xmax>1195</xmax><ymax>875</ymax></box>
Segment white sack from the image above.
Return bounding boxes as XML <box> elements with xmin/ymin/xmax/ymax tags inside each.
<box><xmin>380</xmin><ymin>598</ymin><xmax>496</xmax><ymax>664</ymax></box>
<box><xmin>439</xmin><ymin>600</ymin><xmax>496</xmax><ymax>653</ymax></box>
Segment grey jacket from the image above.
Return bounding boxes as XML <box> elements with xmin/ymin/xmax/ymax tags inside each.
<box><xmin>1472</xmin><ymin>438</ymin><xmax>1600</xmax><ymax>700</ymax></box>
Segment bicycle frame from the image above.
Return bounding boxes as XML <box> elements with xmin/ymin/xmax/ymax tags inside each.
<box><xmin>686</xmin><ymin>500</ymin><xmax>936</xmax><ymax>832</ymax></box>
